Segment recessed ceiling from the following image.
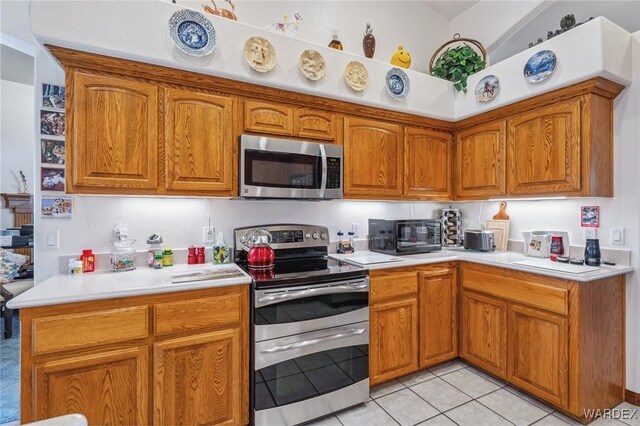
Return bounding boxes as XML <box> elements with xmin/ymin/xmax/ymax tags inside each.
<box><xmin>426</xmin><ymin>1</ymin><xmax>478</xmax><ymax>20</ymax></box>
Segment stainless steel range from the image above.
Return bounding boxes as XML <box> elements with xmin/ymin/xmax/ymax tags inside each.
<box><xmin>234</xmin><ymin>224</ymin><xmax>370</xmax><ymax>426</ymax></box>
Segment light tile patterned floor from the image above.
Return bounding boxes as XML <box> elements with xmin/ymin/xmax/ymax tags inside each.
<box><xmin>306</xmin><ymin>360</ymin><xmax>639</xmax><ymax>426</ymax></box>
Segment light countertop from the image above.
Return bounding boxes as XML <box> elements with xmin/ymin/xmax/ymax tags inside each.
<box><xmin>329</xmin><ymin>249</ymin><xmax>633</xmax><ymax>282</ymax></box>
<box><xmin>8</xmin><ymin>263</ymin><xmax>252</xmax><ymax>309</ymax></box>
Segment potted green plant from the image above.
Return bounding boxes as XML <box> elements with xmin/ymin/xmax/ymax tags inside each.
<box><xmin>429</xmin><ymin>34</ymin><xmax>486</xmax><ymax>93</ymax></box>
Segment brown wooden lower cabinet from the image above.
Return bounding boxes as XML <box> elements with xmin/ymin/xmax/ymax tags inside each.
<box><xmin>460</xmin><ymin>290</ymin><xmax>507</xmax><ymax>379</ymax></box>
<box><xmin>508</xmin><ymin>304</ymin><xmax>568</xmax><ymax>408</ymax></box>
<box><xmin>460</xmin><ymin>263</ymin><xmax>625</xmax><ymax>421</ymax></box>
<box><xmin>21</xmin><ymin>285</ymin><xmax>249</xmax><ymax>426</ymax></box>
<box><xmin>419</xmin><ymin>268</ymin><xmax>458</xmax><ymax>367</ymax></box>
<box><xmin>34</xmin><ymin>346</ymin><xmax>149</xmax><ymax>425</ymax></box>
<box><xmin>154</xmin><ymin>329</ymin><xmax>242</xmax><ymax>425</ymax></box>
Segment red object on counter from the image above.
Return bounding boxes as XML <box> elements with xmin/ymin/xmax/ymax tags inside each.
<box><xmin>81</xmin><ymin>249</ymin><xmax>95</xmax><ymax>272</ymax></box>
<box><xmin>197</xmin><ymin>247</ymin><xmax>205</xmax><ymax>264</ymax></box>
<box><xmin>188</xmin><ymin>247</ymin><xmax>196</xmax><ymax>264</ymax></box>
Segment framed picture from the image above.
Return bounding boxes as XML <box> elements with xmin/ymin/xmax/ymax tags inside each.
<box><xmin>42</xmin><ymin>84</ymin><xmax>65</xmax><ymax>109</ymax></box>
<box><xmin>40</xmin><ymin>167</ymin><xmax>65</xmax><ymax>192</ymax></box>
<box><xmin>41</xmin><ymin>196</ymin><xmax>72</xmax><ymax>219</ymax></box>
<box><xmin>41</xmin><ymin>139</ymin><xmax>66</xmax><ymax>165</ymax></box>
<box><xmin>40</xmin><ymin>110</ymin><xmax>65</xmax><ymax>136</ymax></box>
<box><xmin>581</xmin><ymin>206</ymin><xmax>600</xmax><ymax>227</ymax></box>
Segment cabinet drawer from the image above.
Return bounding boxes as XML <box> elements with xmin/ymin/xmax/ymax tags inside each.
<box><xmin>371</xmin><ymin>272</ymin><xmax>418</xmax><ymax>303</ymax></box>
<box><xmin>33</xmin><ymin>306</ymin><xmax>149</xmax><ymax>355</ymax></box>
<box><xmin>462</xmin><ymin>265</ymin><xmax>568</xmax><ymax>315</ymax></box>
<box><xmin>154</xmin><ymin>292</ymin><xmax>241</xmax><ymax>336</ymax></box>
<box><xmin>294</xmin><ymin>108</ymin><xmax>336</xmax><ymax>140</ymax></box>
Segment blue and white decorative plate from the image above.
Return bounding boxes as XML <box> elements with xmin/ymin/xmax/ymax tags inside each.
<box><xmin>386</xmin><ymin>67</ymin><xmax>410</xmax><ymax>100</ymax></box>
<box><xmin>475</xmin><ymin>75</ymin><xmax>499</xmax><ymax>103</ymax></box>
<box><xmin>169</xmin><ymin>9</ymin><xmax>216</xmax><ymax>57</ymax></box>
<box><xmin>523</xmin><ymin>50</ymin><xmax>556</xmax><ymax>84</ymax></box>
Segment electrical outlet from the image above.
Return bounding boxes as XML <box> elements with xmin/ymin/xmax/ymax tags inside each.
<box><xmin>583</xmin><ymin>228</ymin><xmax>597</xmax><ymax>240</ymax></box>
<box><xmin>610</xmin><ymin>227</ymin><xmax>625</xmax><ymax>245</ymax></box>
<box><xmin>44</xmin><ymin>230</ymin><xmax>59</xmax><ymax>250</ymax></box>
<box><xmin>351</xmin><ymin>223</ymin><xmax>360</xmax><ymax>238</ymax></box>
<box><xmin>203</xmin><ymin>226</ymin><xmax>215</xmax><ymax>244</ymax></box>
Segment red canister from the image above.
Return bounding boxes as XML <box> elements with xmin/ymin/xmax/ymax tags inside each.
<box><xmin>197</xmin><ymin>247</ymin><xmax>205</xmax><ymax>264</ymax></box>
<box><xmin>188</xmin><ymin>247</ymin><xmax>197</xmax><ymax>264</ymax></box>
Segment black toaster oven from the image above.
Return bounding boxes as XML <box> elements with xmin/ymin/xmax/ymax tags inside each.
<box><xmin>368</xmin><ymin>219</ymin><xmax>442</xmax><ymax>255</ymax></box>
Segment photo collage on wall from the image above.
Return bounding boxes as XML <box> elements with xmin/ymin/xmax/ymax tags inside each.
<box><xmin>40</xmin><ymin>83</ymin><xmax>72</xmax><ymax>219</ymax></box>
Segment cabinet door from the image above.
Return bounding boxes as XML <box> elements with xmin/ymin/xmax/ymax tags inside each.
<box><xmin>404</xmin><ymin>127</ymin><xmax>452</xmax><ymax>199</ymax></box>
<box><xmin>71</xmin><ymin>71</ymin><xmax>158</xmax><ymax>191</ymax></box>
<box><xmin>294</xmin><ymin>108</ymin><xmax>336</xmax><ymax>140</ymax></box>
<box><xmin>455</xmin><ymin>121</ymin><xmax>506</xmax><ymax>199</ymax></box>
<box><xmin>460</xmin><ymin>291</ymin><xmax>507</xmax><ymax>379</ymax></box>
<box><xmin>344</xmin><ymin>116</ymin><xmax>403</xmax><ymax>198</ymax></box>
<box><xmin>370</xmin><ymin>297</ymin><xmax>418</xmax><ymax>385</ymax></box>
<box><xmin>419</xmin><ymin>268</ymin><xmax>458</xmax><ymax>367</ymax></box>
<box><xmin>244</xmin><ymin>100</ymin><xmax>293</xmax><ymax>135</ymax></box>
<box><xmin>508</xmin><ymin>304</ymin><xmax>568</xmax><ymax>408</ymax></box>
<box><xmin>507</xmin><ymin>98</ymin><xmax>581</xmax><ymax>194</ymax></box>
<box><xmin>154</xmin><ymin>329</ymin><xmax>241</xmax><ymax>425</ymax></box>
<box><xmin>165</xmin><ymin>89</ymin><xmax>234</xmax><ymax>194</ymax></box>
<box><xmin>34</xmin><ymin>347</ymin><xmax>148</xmax><ymax>424</ymax></box>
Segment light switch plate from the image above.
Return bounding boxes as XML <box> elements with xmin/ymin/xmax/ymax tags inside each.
<box><xmin>44</xmin><ymin>230</ymin><xmax>59</xmax><ymax>250</ymax></box>
<box><xmin>610</xmin><ymin>227</ymin><xmax>625</xmax><ymax>245</ymax></box>
<box><xmin>203</xmin><ymin>226</ymin><xmax>215</xmax><ymax>244</ymax></box>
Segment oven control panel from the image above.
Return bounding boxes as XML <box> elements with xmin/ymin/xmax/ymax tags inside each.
<box><xmin>234</xmin><ymin>224</ymin><xmax>330</xmax><ymax>250</ymax></box>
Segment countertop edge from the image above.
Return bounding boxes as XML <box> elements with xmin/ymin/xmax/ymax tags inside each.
<box><xmin>329</xmin><ymin>251</ymin><xmax>633</xmax><ymax>282</ymax></box>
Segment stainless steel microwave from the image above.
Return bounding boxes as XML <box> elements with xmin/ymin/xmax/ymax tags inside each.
<box><xmin>240</xmin><ymin>135</ymin><xmax>343</xmax><ymax>199</ymax></box>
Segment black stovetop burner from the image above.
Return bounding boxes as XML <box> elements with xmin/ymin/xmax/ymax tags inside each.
<box><xmin>237</xmin><ymin>256</ymin><xmax>367</xmax><ymax>289</ymax></box>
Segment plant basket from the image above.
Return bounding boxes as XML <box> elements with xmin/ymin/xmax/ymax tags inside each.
<box><xmin>429</xmin><ymin>33</ymin><xmax>487</xmax><ymax>93</ymax></box>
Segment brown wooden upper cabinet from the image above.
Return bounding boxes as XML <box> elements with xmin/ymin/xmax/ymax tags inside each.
<box><xmin>343</xmin><ymin>116</ymin><xmax>403</xmax><ymax>198</ymax></box>
<box><xmin>507</xmin><ymin>98</ymin><xmax>581</xmax><ymax>195</ymax></box>
<box><xmin>454</xmin><ymin>120</ymin><xmax>506</xmax><ymax>199</ymax></box>
<box><xmin>404</xmin><ymin>127</ymin><xmax>452</xmax><ymax>200</ymax></box>
<box><xmin>68</xmin><ymin>71</ymin><xmax>158</xmax><ymax>193</ymax></box>
<box><xmin>164</xmin><ymin>88</ymin><xmax>234</xmax><ymax>195</ymax></box>
<box><xmin>244</xmin><ymin>99</ymin><xmax>336</xmax><ymax>141</ymax></box>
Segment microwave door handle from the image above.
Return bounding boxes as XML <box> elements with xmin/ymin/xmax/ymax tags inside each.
<box><xmin>319</xmin><ymin>144</ymin><xmax>327</xmax><ymax>198</ymax></box>
<box><xmin>260</xmin><ymin>328</ymin><xmax>366</xmax><ymax>353</ymax></box>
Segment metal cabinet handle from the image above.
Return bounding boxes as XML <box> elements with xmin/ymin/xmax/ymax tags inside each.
<box><xmin>260</xmin><ymin>328</ymin><xmax>366</xmax><ymax>353</ymax></box>
<box><xmin>258</xmin><ymin>282</ymin><xmax>368</xmax><ymax>303</ymax></box>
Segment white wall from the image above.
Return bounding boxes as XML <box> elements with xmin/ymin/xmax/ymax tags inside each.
<box><xmin>0</xmin><ymin>79</ymin><xmax>35</xmax><ymax>228</ymax></box>
<box><xmin>449</xmin><ymin>0</ymin><xmax>551</xmax><ymax>56</ymax></box>
<box><xmin>179</xmin><ymin>0</ymin><xmax>451</xmax><ymax>74</ymax></box>
<box><xmin>490</xmin><ymin>0</ymin><xmax>640</xmax><ymax>64</ymax></box>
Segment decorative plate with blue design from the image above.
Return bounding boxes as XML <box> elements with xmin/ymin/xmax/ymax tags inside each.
<box><xmin>169</xmin><ymin>9</ymin><xmax>216</xmax><ymax>57</ymax></box>
<box><xmin>523</xmin><ymin>50</ymin><xmax>556</xmax><ymax>84</ymax></box>
<box><xmin>386</xmin><ymin>67</ymin><xmax>410</xmax><ymax>100</ymax></box>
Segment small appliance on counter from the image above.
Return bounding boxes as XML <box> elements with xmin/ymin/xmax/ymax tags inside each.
<box><xmin>522</xmin><ymin>231</ymin><xmax>569</xmax><ymax>259</ymax></box>
<box><xmin>368</xmin><ymin>219</ymin><xmax>441</xmax><ymax>255</ymax></box>
<box><xmin>440</xmin><ymin>207</ymin><xmax>462</xmax><ymax>247</ymax></box>
<box><xmin>585</xmin><ymin>238</ymin><xmax>602</xmax><ymax>266</ymax></box>
<box><xmin>463</xmin><ymin>229</ymin><xmax>496</xmax><ymax>252</ymax></box>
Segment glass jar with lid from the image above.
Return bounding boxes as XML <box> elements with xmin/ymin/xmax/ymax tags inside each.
<box><xmin>111</xmin><ymin>239</ymin><xmax>137</xmax><ymax>272</ymax></box>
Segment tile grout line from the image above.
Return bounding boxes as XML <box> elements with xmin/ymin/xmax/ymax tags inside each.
<box><xmin>369</xmin><ymin>398</ymin><xmax>402</xmax><ymax>426</ymax></box>
<box><xmin>402</xmin><ymin>385</ymin><xmax>446</xmax><ymax>423</ymax></box>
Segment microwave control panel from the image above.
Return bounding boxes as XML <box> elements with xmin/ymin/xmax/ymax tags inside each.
<box><xmin>327</xmin><ymin>157</ymin><xmax>341</xmax><ymax>189</ymax></box>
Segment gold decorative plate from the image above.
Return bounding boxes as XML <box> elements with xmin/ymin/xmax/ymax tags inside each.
<box><xmin>344</xmin><ymin>61</ymin><xmax>368</xmax><ymax>91</ymax></box>
<box><xmin>243</xmin><ymin>37</ymin><xmax>277</xmax><ymax>73</ymax></box>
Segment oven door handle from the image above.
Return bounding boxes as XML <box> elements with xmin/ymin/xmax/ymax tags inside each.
<box><xmin>257</xmin><ymin>282</ymin><xmax>369</xmax><ymax>304</ymax></box>
<box><xmin>260</xmin><ymin>328</ymin><xmax>366</xmax><ymax>353</ymax></box>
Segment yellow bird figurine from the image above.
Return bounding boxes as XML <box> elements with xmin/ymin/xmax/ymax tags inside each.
<box><xmin>390</xmin><ymin>45</ymin><xmax>411</xmax><ymax>69</ymax></box>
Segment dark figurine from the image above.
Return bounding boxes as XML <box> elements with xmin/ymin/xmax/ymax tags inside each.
<box><xmin>529</xmin><ymin>14</ymin><xmax>595</xmax><ymax>47</ymax></box>
<box><xmin>363</xmin><ymin>23</ymin><xmax>375</xmax><ymax>59</ymax></box>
